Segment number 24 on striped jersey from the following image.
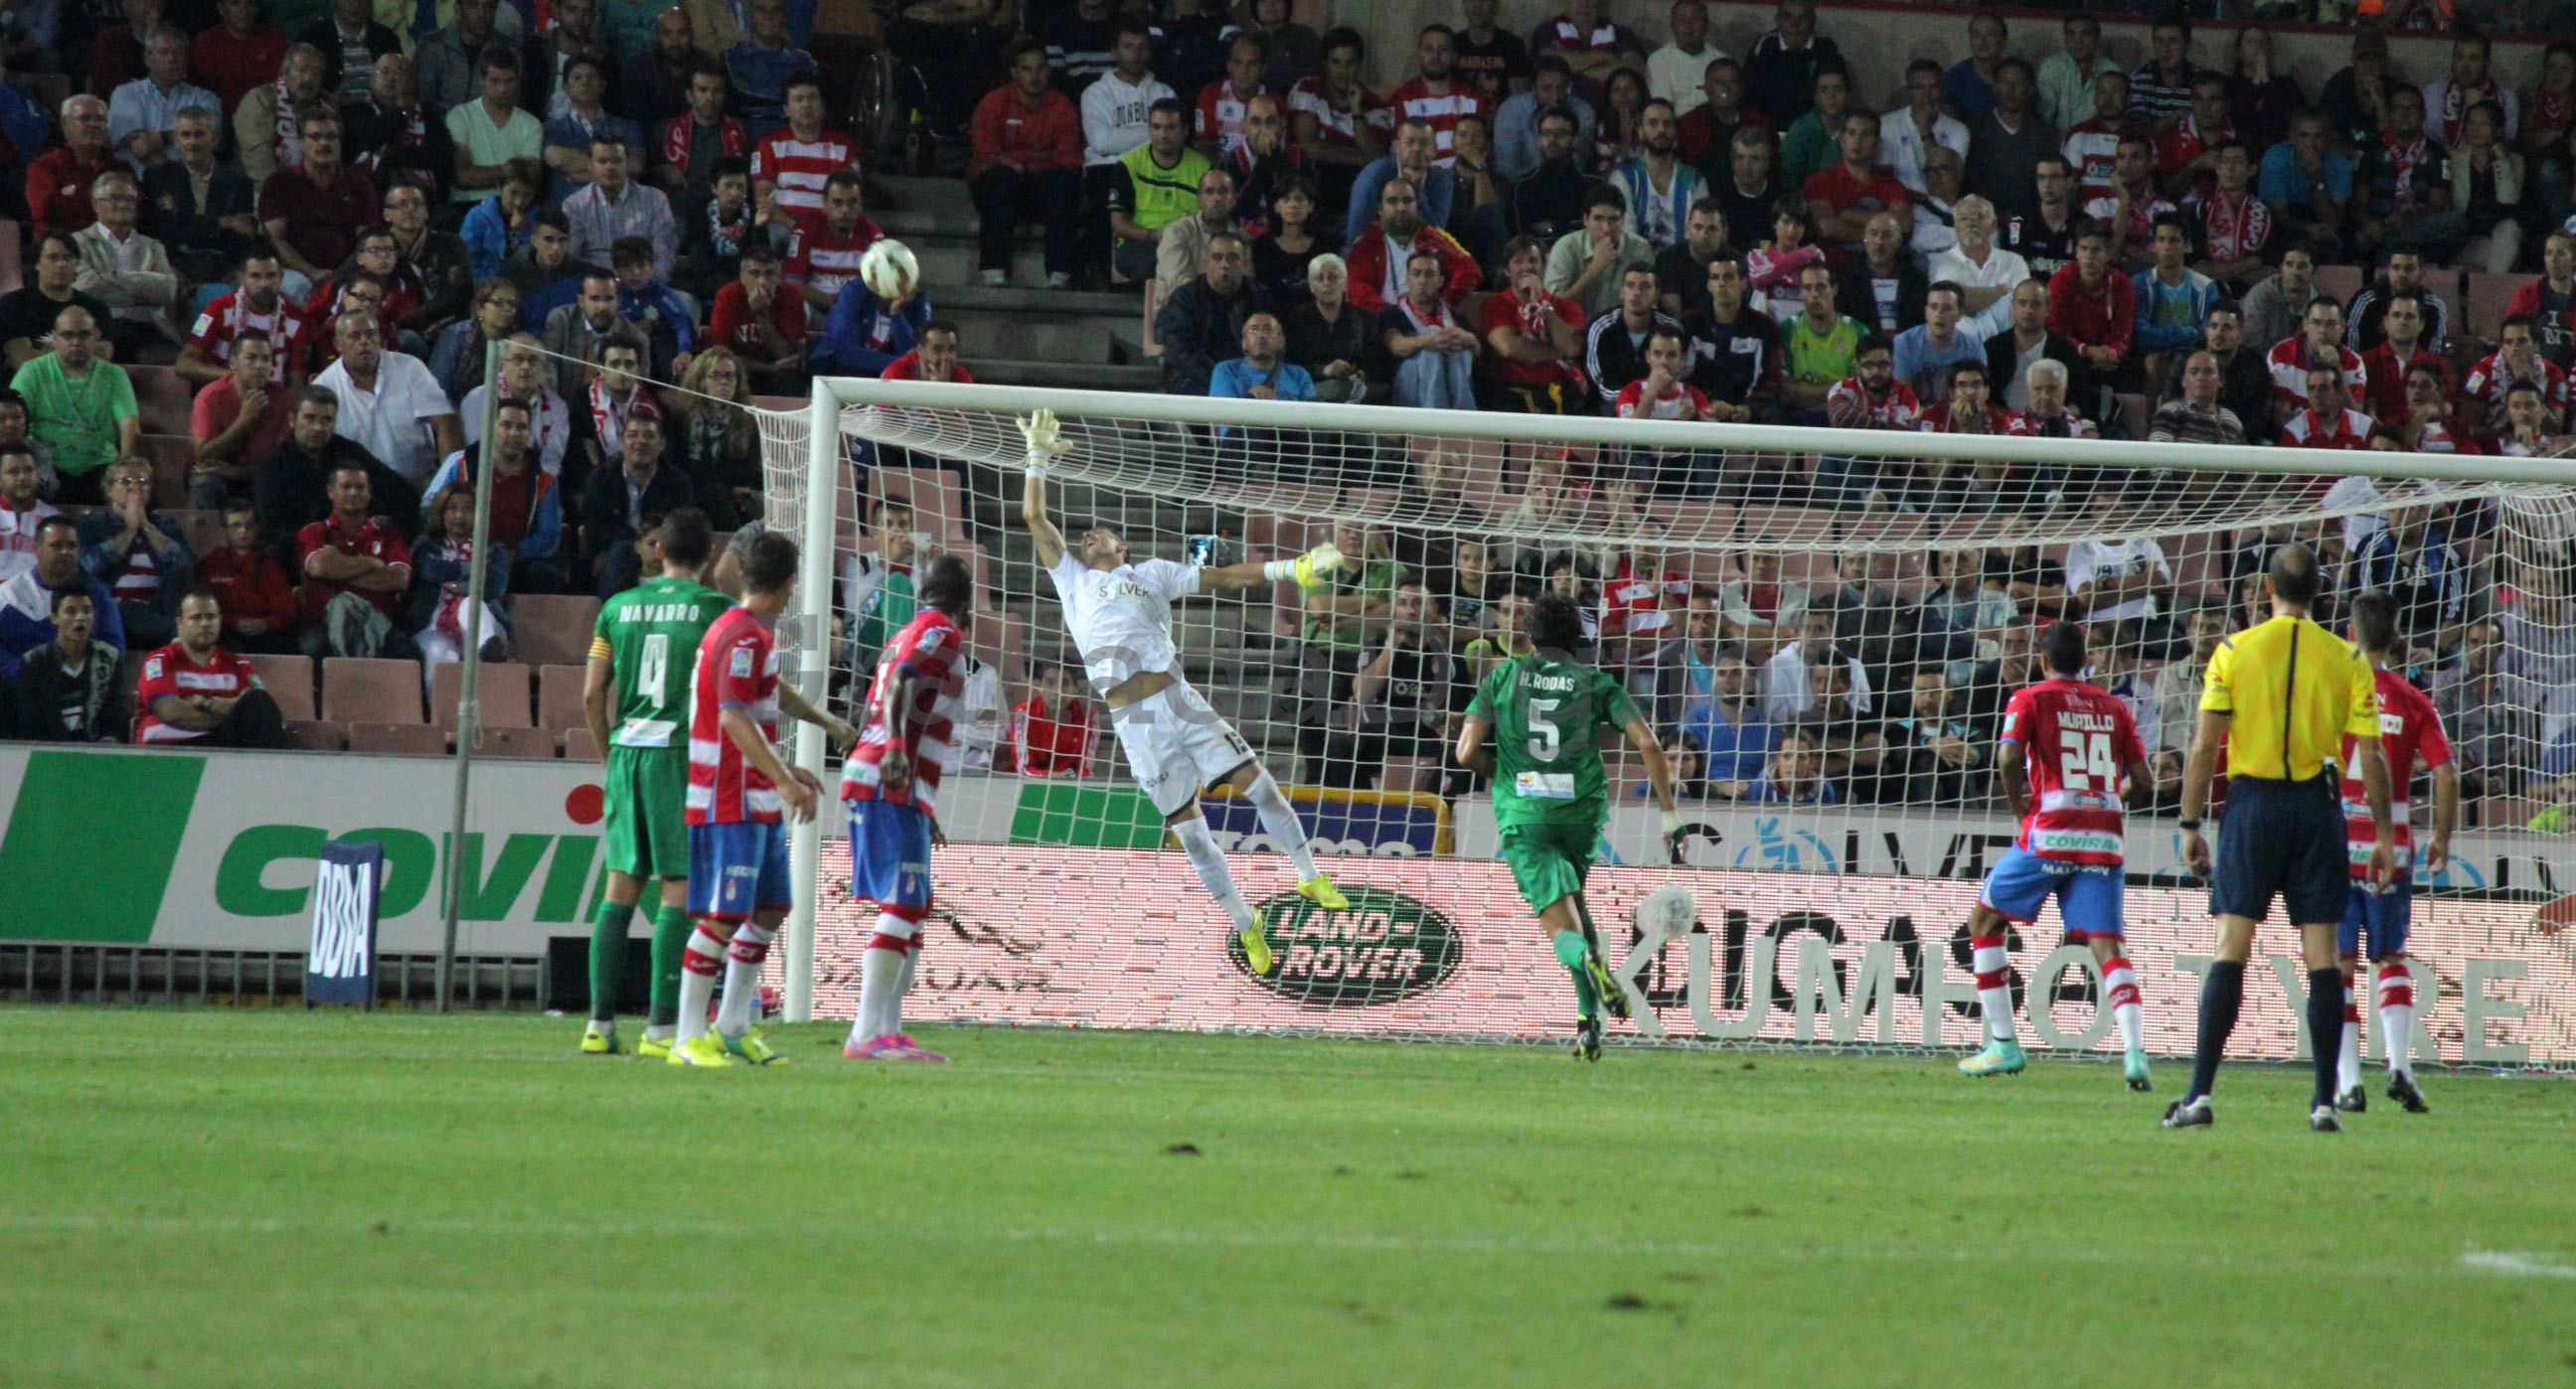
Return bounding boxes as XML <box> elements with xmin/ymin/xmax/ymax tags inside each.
<box><xmin>2058</xmin><ymin>730</ymin><xmax>2116</xmax><ymax>790</ymax></box>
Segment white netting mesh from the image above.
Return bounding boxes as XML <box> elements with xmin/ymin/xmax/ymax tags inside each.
<box><xmin>748</xmin><ymin>380</ymin><xmax>2576</xmax><ymax>1068</ymax></box>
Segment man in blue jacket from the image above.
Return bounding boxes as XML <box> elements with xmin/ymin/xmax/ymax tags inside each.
<box><xmin>0</xmin><ymin>514</ymin><xmax>124</xmax><ymax>684</ymax></box>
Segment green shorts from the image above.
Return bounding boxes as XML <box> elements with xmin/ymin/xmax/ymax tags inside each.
<box><xmin>1498</xmin><ymin>820</ymin><xmax>1600</xmax><ymax>915</ymax></box>
<box><xmin>604</xmin><ymin>744</ymin><xmax>693</xmax><ymax>880</ymax></box>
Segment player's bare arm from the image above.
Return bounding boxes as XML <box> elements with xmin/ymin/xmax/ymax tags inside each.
<box><xmin>580</xmin><ymin>655</ymin><xmax>614</xmax><ymax>765</ymax></box>
<box><xmin>775</xmin><ymin>681</ymin><xmax>858</xmax><ymax>752</ymax></box>
<box><xmin>2354</xmin><ymin>731</ymin><xmax>2397</xmax><ymax>889</ymax></box>
<box><xmin>2427</xmin><ymin>760</ymin><xmax>2459</xmax><ymax>874</ymax></box>
<box><xmin>1454</xmin><ymin>715</ymin><xmax>1492</xmax><ymax>776</ymax></box>
<box><xmin>1018</xmin><ymin>409</ymin><xmax>1068</xmax><ymax>567</ymax></box>
<box><xmin>1999</xmin><ymin>745</ymin><xmax>2030</xmax><ymax>821</ymax></box>
<box><xmin>718</xmin><ymin>705</ymin><xmax>817</xmax><ymax>822</ymax></box>
<box><xmin>2120</xmin><ymin>757</ymin><xmax>2155</xmax><ymax>813</ymax></box>
<box><xmin>2176</xmin><ymin>706</ymin><xmax>2229</xmax><ymax>879</ymax></box>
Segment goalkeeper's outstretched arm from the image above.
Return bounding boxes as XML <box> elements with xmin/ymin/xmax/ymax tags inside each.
<box><xmin>1198</xmin><ymin>541</ymin><xmax>1349</xmax><ymax>592</ymax></box>
<box><xmin>1018</xmin><ymin>409</ymin><xmax>1068</xmax><ymax>568</ymax></box>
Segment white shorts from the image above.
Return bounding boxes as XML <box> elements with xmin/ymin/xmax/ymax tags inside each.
<box><xmin>1110</xmin><ymin>682</ymin><xmax>1255</xmax><ymax>815</ymax></box>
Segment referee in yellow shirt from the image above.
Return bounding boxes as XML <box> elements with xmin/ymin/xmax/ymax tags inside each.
<box><xmin>2166</xmin><ymin>544</ymin><xmax>2396</xmax><ymax>1134</ymax></box>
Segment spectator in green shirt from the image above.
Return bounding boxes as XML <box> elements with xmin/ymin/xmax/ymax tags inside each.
<box><xmin>9</xmin><ymin>307</ymin><xmax>139</xmax><ymax>506</ymax></box>
<box><xmin>1777</xmin><ymin>64</ymin><xmax>1852</xmax><ymax>191</ymax></box>
<box><xmin>1300</xmin><ymin>518</ymin><xmax>1403</xmax><ymax>650</ymax></box>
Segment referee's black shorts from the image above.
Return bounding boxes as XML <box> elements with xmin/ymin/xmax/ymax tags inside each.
<box><xmin>2212</xmin><ymin>772</ymin><xmax>2348</xmax><ymax>924</ymax></box>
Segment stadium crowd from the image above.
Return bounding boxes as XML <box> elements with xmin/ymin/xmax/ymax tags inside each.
<box><xmin>0</xmin><ymin>0</ymin><xmax>2568</xmax><ymax>828</ymax></box>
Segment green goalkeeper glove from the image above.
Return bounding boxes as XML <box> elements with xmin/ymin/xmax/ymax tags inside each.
<box><xmin>1263</xmin><ymin>542</ymin><xmax>1347</xmax><ymax>587</ymax></box>
<box><xmin>1018</xmin><ymin>408</ymin><xmax>1068</xmax><ymax>475</ymax></box>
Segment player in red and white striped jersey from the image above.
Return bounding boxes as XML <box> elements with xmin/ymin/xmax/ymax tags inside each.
<box><xmin>133</xmin><ymin>588</ymin><xmax>286</xmax><ymax>746</ymax></box>
<box><xmin>179</xmin><ymin>250</ymin><xmax>318</xmax><ymax>388</ymax></box>
<box><xmin>749</xmin><ymin>74</ymin><xmax>859</xmax><ymax>223</ymax></box>
<box><xmin>1958</xmin><ymin>622</ymin><xmax>2157</xmax><ymax>1089</ymax></box>
<box><xmin>670</xmin><ymin>531</ymin><xmax>858</xmax><ymax>1067</ymax></box>
<box><xmin>783</xmin><ymin>169</ymin><xmax>883</xmax><ymax>316</ymax></box>
<box><xmin>2332</xmin><ymin>593</ymin><xmax>2453</xmax><ymax>1116</ymax></box>
<box><xmin>839</xmin><ymin>555</ymin><xmax>974</xmax><ymax>1061</ymax></box>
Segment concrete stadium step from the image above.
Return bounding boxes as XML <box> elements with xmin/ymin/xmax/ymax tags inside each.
<box><xmin>939</xmin><ymin>304</ymin><xmax>1144</xmax><ymax>365</ymax></box>
<box><xmin>969</xmin><ymin>358</ymin><xmax>1162</xmax><ymax>391</ymax></box>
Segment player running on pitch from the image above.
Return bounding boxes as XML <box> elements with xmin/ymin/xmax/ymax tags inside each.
<box><xmin>670</xmin><ymin>532</ymin><xmax>859</xmax><ymax>1068</ymax></box>
<box><xmin>1017</xmin><ymin>408</ymin><xmax>1351</xmax><ymax>973</ymax></box>
<box><xmin>580</xmin><ymin>509</ymin><xmax>733</xmax><ymax>1058</ymax></box>
<box><xmin>1958</xmin><ymin>622</ymin><xmax>2158</xmax><ymax>1089</ymax></box>
<box><xmin>2334</xmin><ymin>592</ymin><xmax>2452</xmax><ymax>1116</ymax></box>
<box><xmin>840</xmin><ymin>554</ymin><xmax>975</xmax><ymax>1062</ymax></box>
<box><xmin>1455</xmin><ymin>591</ymin><xmax>1684</xmax><ymax>1061</ymax></box>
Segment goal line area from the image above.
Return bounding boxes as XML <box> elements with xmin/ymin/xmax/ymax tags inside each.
<box><xmin>735</xmin><ymin>379</ymin><xmax>2576</xmax><ymax>1071</ymax></box>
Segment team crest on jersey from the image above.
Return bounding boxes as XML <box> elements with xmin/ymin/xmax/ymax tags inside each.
<box><xmin>145</xmin><ymin>657</ymin><xmax>164</xmax><ymax>678</ymax></box>
<box><xmin>729</xmin><ymin>646</ymin><xmax>754</xmax><ymax>678</ymax></box>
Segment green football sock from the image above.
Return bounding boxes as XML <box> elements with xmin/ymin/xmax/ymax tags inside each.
<box><xmin>648</xmin><ymin>903</ymin><xmax>693</xmax><ymax>1029</ymax></box>
<box><xmin>587</xmin><ymin>900</ymin><xmax>637</xmax><ymax>1023</ymax></box>
<box><xmin>1552</xmin><ymin>929</ymin><xmax>1598</xmax><ymax>1019</ymax></box>
<box><xmin>1572</xmin><ymin>897</ymin><xmax>1603</xmax><ymax>955</ymax></box>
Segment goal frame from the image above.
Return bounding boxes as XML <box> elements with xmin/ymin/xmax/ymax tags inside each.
<box><xmin>776</xmin><ymin>376</ymin><xmax>2568</xmax><ymax>1024</ymax></box>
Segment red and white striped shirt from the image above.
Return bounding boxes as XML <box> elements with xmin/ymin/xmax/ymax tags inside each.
<box><xmin>2463</xmin><ymin>350</ymin><xmax>2571</xmax><ymax>422</ymax></box>
<box><xmin>2001</xmin><ymin>677</ymin><xmax>2145</xmax><ymax>868</ymax></box>
<box><xmin>110</xmin><ymin>535</ymin><xmax>158</xmax><ymax>602</ymax></box>
<box><xmin>749</xmin><ymin>125</ymin><xmax>858</xmax><ymax>219</ymax></box>
<box><xmin>186</xmin><ymin>290</ymin><xmax>318</xmax><ymax>386</ymax></box>
<box><xmin>1612</xmin><ymin>377</ymin><xmax>1710</xmax><ymax>422</ymax></box>
<box><xmin>1286</xmin><ymin>76</ymin><xmax>1390</xmax><ymax>150</ymax></box>
<box><xmin>1824</xmin><ymin>377</ymin><xmax>1921</xmax><ymax>430</ymax></box>
<box><xmin>2265</xmin><ymin>337</ymin><xmax>2367</xmax><ymax>412</ymax></box>
<box><xmin>1194</xmin><ymin>77</ymin><xmax>1269</xmax><ymax>160</ymax></box>
<box><xmin>687</xmin><ymin>605</ymin><xmax>782</xmax><ymax>825</ymax></box>
<box><xmin>2282</xmin><ymin>406</ymin><xmax>2372</xmax><ymax>450</ymax></box>
<box><xmin>783</xmin><ymin>213</ymin><xmax>884</xmax><ymax>298</ymax></box>
<box><xmin>1599</xmin><ymin>555</ymin><xmax>1689</xmax><ymax>639</ymax></box>
<box><xmin>133</xmin><ymin>643</ymin><xmax>260</xmax><ymax>744</ymax></box>
<box><xmin>841</xmin><ymin>608</ymin><xmax>962</xmax><ymax>815</ymax></box>
<box><xmin>2062</xmin><ymin>120</ymin><xmax>2125</xmax><ymax>199</ymax></box>
<box><xmin>1384</xmin><ymin>77</ymin><xmax>1487</xmax><ymax>164</ymax></box>
<box><xmin>2341</xmin><ymin>669</ymin><xmax>2449</xmax><ymax>881</ymax></box>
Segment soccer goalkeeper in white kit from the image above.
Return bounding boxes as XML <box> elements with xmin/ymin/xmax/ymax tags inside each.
<box><xmin>1019</xmin><ymin>409</ymin><xmax>1350</xmax><ymax>972</ymax></box>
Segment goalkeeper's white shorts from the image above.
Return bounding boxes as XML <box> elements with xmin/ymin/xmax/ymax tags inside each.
<box><xmin>1109</xmin><ymin>682</ymin><xmax>1257</xmax><ymax>816</ymax></box>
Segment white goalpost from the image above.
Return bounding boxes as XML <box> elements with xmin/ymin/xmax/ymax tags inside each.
<box><xmin>746</xmin><ymin>377</ymin><xmax>2576</xmax><ymax>1070</ymax></box>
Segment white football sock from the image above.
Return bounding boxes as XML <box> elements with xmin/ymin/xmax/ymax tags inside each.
<box><xmin>715</xmin><ymin>921</ymin><xmax>774</xmax><ymax>1036</ymax></box>
<box><xmin>1173</xmin><ymin>817</ymin><xmax>1256</xmax><ymax>933</ymax></box>
<box><xmin>2336</xmin><ymin>979</ymin><xmax>2362</xmax><ymax>1095</ymax></box>
<box><xmin>1245</xmin><ymin>771</ymin><xmax>1320</xmax><ymax>881</ymax></box>
<box><xmin>2102</xmin><ymin>955</ymin><xmax>2144</xmax><ymax>1053</ymax></box>
<box><xmin>2379</xmin><ymin>963</ymin><xmax>2417</xmax><ymax>1079</ymax></box>
<box><xmin>676</xmin><ymin>921</ymin><xmax>729</xmax><ymax>1043</ymax></box>
<box><xmin>1970</xmin><ymin>934</ymin><xmax>2013</xmax><ymax>1043</ymax></box>
<box><xmin>855</xmin><ymin>946</ymin><xmax>905</xmax><ymax>1042</ymax></box>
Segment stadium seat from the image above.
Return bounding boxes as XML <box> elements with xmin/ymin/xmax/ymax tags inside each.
<box><xmin>284</xmin><ymin>718</ymin><xmax>346</xmax><ymax>750</ymax></box>
<box><xmin>0</xmin><ymin>218</ymin><xmax>19</xmax><ymax>294</ymax></box>
<box><xmin>473</xmin><ymin>725</ymin><xmax>556</xmax><ymax>759</ymax></box>
<box><xmin>2462</xmin><ymin>270</ymin><xmax>2523</xmax><ymax>344</ymax></box>
<box><xmin>506</xmin><ymin>593</ymin><xmax>602</xmax><ymax>669</ymax></box>
<box><xmin>320</xmin><ymin>657</ymin><xmax>425</xmax><ymax>724</ymax></box>
<box><xmin>2312</xmin><ymin>262</ymin><xmax>2363</xmax><ymax>308</ymax></box>
<box><xmin>245</xmin><ymin>654</ymin><xmax>315</xmax><ymax>719</ymax></box>
<box><xmin>348</xmin><ymin>721</ymin><xmax>446</xmax><ymax>755</ymax></box>
<box><xmin>128</xmin><ymin>365</ymin><xmax>193</xmax><ymax>437</ymax></box>
<box><xmin>537</xmin><ymin>664</ymin><xmax>588</xmax><ymax>742</ymax></box>
<box><xmin>138</xmin><ymin>435</ymin><xmax>197</xmax><ymax>511</ymax></box>
<box><xmin>563</xmin><ymin>726</ymin><xmax>600</xmax><ymax>760</ymax></box>
<box><xmin>429</xmin><ymin>660</ymin><xmax>534</xmax><ymax>728</ymax></box>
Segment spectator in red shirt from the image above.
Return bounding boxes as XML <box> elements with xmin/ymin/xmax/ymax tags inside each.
<box><xmin>1803</xmin><ymin>107</ymin><xmax>1911</xmax><ymax>262</ymax></box>
<box><xmin>1345</xmin><ymin>175</ymin><xmax>1480</xmax><ymax>314</ymax></box>
<box><xmin>2045</xmin><ymin>223</ymin><xmax>2136</xmax><ymax>387</ymax></box>
<box><xmin>188</xmin><ymin>333</ymin><xmax>291</xmax><ymax>510</ymax></box>
<box><xmin>881</xmin><ymin>320</ymin><xmax>975</xmax><ymax>386</ymax></box>
<box><xmin>2280</xmin><ymin>363</ymin><xmax>2372</xmax><ymax>451</ymax></box>
<box><xmin>30</xmin><ymin>95</ymin><xmax>121</xmax><ymax>243</ymax></box>
<box><xmin>1011</xmin><ymin>661</ymin><xmax>1095</xmax><ymax>775</ymax></box>
<box><xmin>195</xmin><ymin>501</ymin><xmax>300</xmax><ymax>654</ymax></box>
<box><xmin>1817</xmin><ymin>333</ymin><xmax>1919</xmax><ymax>508</ymax></box>
<box><xmin>2359</xmin><ymin>290</ymin><xmax>2443</xmax><ymax>427</ymax></box>
<box><xmin>708</xmin><ymin>244</ymin><xmax>804</xmax><ymax>391</ymax></box>
<box><xmin>1478</xmin><ymin>233</ymin><xmax>1585</xmax><ymax>412</ymax></box>
<box><xmin>195</xmin><ymin>0</ymin><xmax>289</xmax><ymax>122</ymax></box>
<box><xmin>295</xmin><ymin>459</ymin><xmax>414</xmax><ymax>658</ymax></box>
<box><xmin>258</xmin><ymin>108</ymin><xmax>381</xmax><ymax>290</ymax></box>
<box><xmin>968</xmin><ymin>38</ymin><xmax>1083</xmax><ymax>291</ymax></box>
<box><xmin>133</xmin><ymin>587</ymin><xmax>291</xmax><ymax>746</ymax></box>
<box><xmin>2154</xmin><ymin>73</ymin><xmax>2236</xmax><ymax>204</ymax></box>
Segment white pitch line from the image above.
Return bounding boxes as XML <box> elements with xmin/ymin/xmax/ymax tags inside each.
<box><xmin>2462</xmin><ymin>1249</ymin><xmax>2576</xmax><ymax>1280</ymax></box>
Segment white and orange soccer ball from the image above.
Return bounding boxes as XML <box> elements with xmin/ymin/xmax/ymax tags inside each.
<box><xmin>860</xmin><ymin>238</ymin><xmax>919</xmax><ymax>300</ymax></box>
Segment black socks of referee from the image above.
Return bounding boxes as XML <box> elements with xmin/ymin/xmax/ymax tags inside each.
<box><xmin>2186</xmin><ymin>960</ymin><xmax>2246</xmax><ymax>1103</ymax></box>
<box><xmin>2307</xmin><ymin>967</ymin><xmax>2346</xmax><ymax>1111</ymax></box>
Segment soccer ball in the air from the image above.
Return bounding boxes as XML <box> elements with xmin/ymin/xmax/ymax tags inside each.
<box><xmin>1633</xmin><ymin>884</ymin><xmax>1700</xmax><ymax>948</ymax></box>
<box><xmin>861</xmin><ymin>238</ymin><xmax>919</xmax><ymax>300</ymax></box>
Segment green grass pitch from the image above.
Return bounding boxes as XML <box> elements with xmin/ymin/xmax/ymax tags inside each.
<box><xmin>8</xmin><ymin>1009</ymin><xmax>2574</xmax><ymax>1386</ymax></box>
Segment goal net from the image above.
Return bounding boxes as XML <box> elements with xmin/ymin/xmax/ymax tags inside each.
<box><xmin>753</xmin><ymin>381</ymin><xmax>2576</xmax><ymax>1071</ymax></box>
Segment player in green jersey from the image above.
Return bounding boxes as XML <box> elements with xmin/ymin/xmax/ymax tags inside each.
<box><xmin>1457</xmin><ymin>592</ymin><xmax>1686</xmax><ymax>1060</ymax></box>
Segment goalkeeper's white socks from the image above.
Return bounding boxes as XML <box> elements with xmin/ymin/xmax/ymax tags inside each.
<box><xmin>676</xmin><ymin>920</ymin><xmax>730</xmax><ymax>1043</ymax></box>
<box><xmin>1970</xmin><ymin>934</ymin><xmax>2013</xmax><ymax>1041</ymax></box>
<box><xmin>2378</xmin><ymin>962</ymin><xmax>2418</xmax><ymax>1079</ymax></box>
<box><xmin>2336</xmin><ymin>976</ymin><xmax>2364</xmax><ymax>1097</ymax></box>
<box><xmin>2102</xmin><ymin>954</ymin><xmax>2145</xmax><ymax>1053</ymax></box>
<box><xmin>1245</xmin><ymin>771</ymin><xmax>1320</xmax><ymax>881</ymax></box>
<box><xmin>1173</xmin><ymin>817</ymin><xmax>1257</xmax><ymax>933</ymax></box>
<box><xmin>715</xmin><ymin>921</ymin><xmax>775</xmax><ymax>1036</ymax></box>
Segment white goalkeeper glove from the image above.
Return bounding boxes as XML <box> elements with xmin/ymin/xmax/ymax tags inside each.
<box><xmin>1018</xmin><ymin>408</ymin><xmax>1068</xmax><ymax>476</ymax></box>
<box><xmin>1264</xmin><ymin>542</ymin><xmax>1346</xmax><ymax>586</ymax></box>
<box><xmin>1662</xmin><ymin>810</ymin><xmax>1689</xmax><ymax>862</ymax></box>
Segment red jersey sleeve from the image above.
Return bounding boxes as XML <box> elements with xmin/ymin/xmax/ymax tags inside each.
<box><xmin>710</xmin><ymin>283</ymin><xmax>747</xmax><ymax>343</ymax></box>
<box><xmin>1613</xmin><ymin>381</ymin><xmax>1645</xmax><ymax>415</ymax></box>
<box><xmin>185</xmin><ymin>299</ymin><xmax>225</xmax><ymax>355</ymax></box>
<box><xmin>711</xmin><ymin>626</ymin><xmax>770</xmax><ymax>708</ymax></box>
<box><xmin>1999</xmin><ymin>687</ymin><xmax>2036</xmax><ymax>746</ymax></box>
<box><xmin>2418</xmin><ymin>696</ymin><xmax>2454</xmax><ymax>768</ymax></box>
<box><xmin>782</xmin><ymin>223</ymin><xmax>812</xmax><ymax>281</ymax></box>
<box><xmin>294</xmin><ymin>520</ymin><xmax>330</xmax><ymax>574</ymax></box>
<box><xmin>134</xmin><ymin>649</ymin><xmax>178</xmax><ymax>712</ymax></box>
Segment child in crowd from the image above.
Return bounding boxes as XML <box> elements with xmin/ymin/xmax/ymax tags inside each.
<box><xmin>407</xmin><ymin>482</ymin><xmax>513</xmax><ymax>695</ymax></box>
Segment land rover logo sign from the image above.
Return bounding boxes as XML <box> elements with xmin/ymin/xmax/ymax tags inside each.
<box><xmin>1228</xmin><ymin>886</ymin><xmax>1463</xmax><ymax>1005</ymax></box>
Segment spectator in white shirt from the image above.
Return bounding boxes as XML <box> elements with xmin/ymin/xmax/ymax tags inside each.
<box><xmin>1879</xmin><ymin>58</ymin><xmax>1970</xmax><ymax>196</ymax></box>
<box><xmin>1646</xmin><ymin>0</ymin><xmax>1721</xmax><ymax>115</ymax></box>
<box><xmin>1761</xmin><ymin>605</ymin><xmax>1871</xmax><ymax>722</ymax></box>
<box><xmin>312</xmin><ymin>309</ymin><xmax>462</xmax><ymax>488</ymax></box>
<box><xmin>1925</xmin><ymin>195</ymin><xmax>2028</xmax><ymax>342</ymax></box>
<box><xmin>2063</xmin><ymin>483</ymin><xmax>2174</xmax><ymax>628</ymax></box>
